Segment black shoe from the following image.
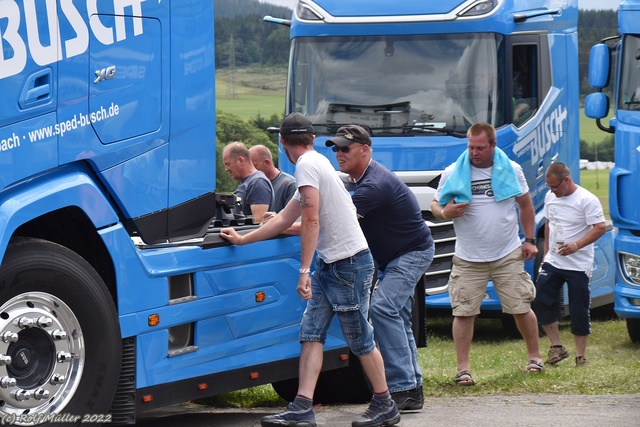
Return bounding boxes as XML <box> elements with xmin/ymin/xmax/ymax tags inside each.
<box><xmin>352</xmin><ymin>398</ymin><xmax>400</xmax><ymax>427</ymax></box>
<box><xmin>391</xmin><ymin>385</ymin><xmax>424</xmax><ymax>411</ymax></box>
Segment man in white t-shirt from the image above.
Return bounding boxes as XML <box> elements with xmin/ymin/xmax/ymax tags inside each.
<box><xmin>220</xmin><ymin>113</ymin><xmax>399</xmax><ymax>427</ymax></box>
<box><xmin>532</xmin><ymin>162</ymin><xmax>606</xmax><ymax>367</ymax></box>
<box><xmin>430</xmin><ymin>122</ymin><xmax>543</xmax><ymax>386</ymax></box>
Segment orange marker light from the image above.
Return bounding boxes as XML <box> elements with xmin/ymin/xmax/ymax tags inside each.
<box><xmin>148</xmin><ymin>314</ymin><xmax>160</xmax><ymax>326</ymax></box>
<box><xmin>198</xmin><ymin>383</ymin><xmax>208</xmax><ymax>391</ymax></box>
<box><xmin>250</xmin><ymin>372</ymin><xmax>260</xmax><ymax>380</ymax></box>
<box><xmin>255</xmin><ymin>291</ymin><xmax>266</xmax><ymax>302</ymax></box>
<box><xmin>142</xmin><ymin>395</ymin><xmax>154</xmax><ymax>403</ymax></box>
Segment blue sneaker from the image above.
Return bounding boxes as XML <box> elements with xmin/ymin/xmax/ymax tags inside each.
<box><xmin>352</xmin><ymin>398</ymin><xmax>400</xmax><ymax>427</ymax></box>
<box><xmin>260</xmin><ymin>402</ymin><xmax>317</xmax><ymax>427</ymax></box>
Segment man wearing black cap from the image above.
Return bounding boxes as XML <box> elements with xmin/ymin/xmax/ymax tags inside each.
<box><xmin>326</xmin><ymin>124</ymin><xmax>434</xmax><ymax>411</ymax></box>
<box><xmin>220</xmin><ymin>113</ymin><xmax>400</xmax><ymax>427</ymax></box>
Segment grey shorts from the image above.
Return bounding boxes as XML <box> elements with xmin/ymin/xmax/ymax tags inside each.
<box><xmin>449</xmin><ymin>247</ymin><xmax>536</xmax><ymax>316</ymax></box>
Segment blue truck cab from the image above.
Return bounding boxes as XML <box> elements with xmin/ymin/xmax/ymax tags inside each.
<box><xmin>270</xmin><ymin>0</ymin><xmax>615</xmax><ymax>330</ymax></box>
<box><xmin>585</xmin><ymin>0</ymin><xmax>640</xmax><ymax>342</ymax></box>
<box><xmin>0</xmin><ymin>1</ymin><xmax>356</xmax><ymax>423</ymax></box>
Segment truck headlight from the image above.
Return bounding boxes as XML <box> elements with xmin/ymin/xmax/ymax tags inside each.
<box><xmin>621</xmin><ymin>253</ymin><xmax>640</xmax><ymax>285</ymax></box>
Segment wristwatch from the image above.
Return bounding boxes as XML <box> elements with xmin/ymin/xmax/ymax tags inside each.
<box><xmin>524</xmin><ymin>237</ymin><xmax>536</xmax><ymax>245</ymax></box>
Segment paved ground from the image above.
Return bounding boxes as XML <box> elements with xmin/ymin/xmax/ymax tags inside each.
<box><xmin>132</xmin><ymin>394</ymin><xmax>640</xmax><ymax>426</ymax></box>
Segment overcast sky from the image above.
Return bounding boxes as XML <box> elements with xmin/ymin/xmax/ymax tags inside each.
<box><xmin>260</xmin><ymin>0</ymin><xmax>620</xmax><ymax>11</ymax></box>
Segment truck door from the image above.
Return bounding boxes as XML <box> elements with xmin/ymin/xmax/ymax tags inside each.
<box><xmin>0</xmin><ymin>1</ymin><xmax>58</xmax><ymax>190</ymax></box>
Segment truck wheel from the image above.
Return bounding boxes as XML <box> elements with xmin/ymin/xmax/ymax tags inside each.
<box><xmin>0</xmin><ymin>238</ymin><xmax>121</xmax><ymax>425</ymax></box>
<box><xmin>626</xmin><ymin>318</ymin><xmax>640</xmax><ymax>343</ymax></box>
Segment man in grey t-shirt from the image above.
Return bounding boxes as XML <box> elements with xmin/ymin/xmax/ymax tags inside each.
<box><xmin>222</xmin><ymin>141</ymin><xmax>274</xmax><ymax>222</ymax></box>
<box><xmin>249</xmin><ymin>144</ymin><xmax>296</xmax><ymax>212</ymax></box>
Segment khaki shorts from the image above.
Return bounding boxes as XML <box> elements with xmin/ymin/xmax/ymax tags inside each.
<box><xmin>448</xmin><ymin>247</ymin><xmax>536</xmax><ymax>316</ymax></box>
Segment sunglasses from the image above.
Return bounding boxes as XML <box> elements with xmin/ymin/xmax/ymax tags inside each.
<box><xmin>547</xmin><ymin>176</ymin><xmax>567</xmax><ymax>191</ymax></box>
<box><xmin>331</xmin><ymin>143</ymin><xmax>364</xmax><ymax>153</ymax></box>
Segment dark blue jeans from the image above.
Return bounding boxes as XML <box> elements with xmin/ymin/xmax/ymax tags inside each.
<box><xmin>370</xmin><ymin>246</ymin><xmax>434</xmax><ymax>393</ymax></box>
<box><xmin>533</xmin><ymin>262</ymin><xmax>591</xmax><ymax>336</ymax></box>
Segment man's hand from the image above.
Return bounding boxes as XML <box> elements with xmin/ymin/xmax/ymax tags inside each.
<box><xmin>558</xmin><ymin>242</ymin><xmax>579</xmax><ymax>256</ymax></box>
<box><xmin>443</xmin><ymin>198</ymin><xmax>469</xmax><ymax>219</ymax></box>
<box><xmin>220</xmin><ymin>228</ymin><xmax>243</xmax><ymax>245</ymax></box>
<box><xmin>297</xmin><ymin>273</ymin><xmax>312</xmax><ymax>300</ymax></box>
<box><xmin>522</xmin><ymin>241</ymin><xmax>538</xmax><ymax>261</ymax></box>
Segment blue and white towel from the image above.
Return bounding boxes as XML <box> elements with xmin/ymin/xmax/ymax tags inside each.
<box><xmin>438</xmin><ymin>147</ymin><xmax>521</xmax><ymax>205</ymax></box>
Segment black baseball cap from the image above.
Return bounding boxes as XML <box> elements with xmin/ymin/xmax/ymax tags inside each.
<box><xmin>325</xmin><ymin>124</ymin><xmax>372</xmax><ymax>147</ymax></box>
<box><xmin>279</xmin><ymin>112</ymin><xmax>314</xmax><ymax>135</ymax></box>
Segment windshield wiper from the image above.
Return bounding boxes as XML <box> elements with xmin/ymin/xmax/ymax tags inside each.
<box><xmin>267</xmin><ymin>123</ymin><xmax>466</xmax><ymax>138</ymax></box>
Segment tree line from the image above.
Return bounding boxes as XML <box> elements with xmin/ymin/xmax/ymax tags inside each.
<box><xmin>215</xmin><ymin>0</ymin><xmax>292</xmax><ymax>68</ymax></box>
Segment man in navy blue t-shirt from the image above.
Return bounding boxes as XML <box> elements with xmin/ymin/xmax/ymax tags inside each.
<box><xmin>326</xmin><ymin>125</ymin><xmax>434</xmax><ymax>411</ymax></box>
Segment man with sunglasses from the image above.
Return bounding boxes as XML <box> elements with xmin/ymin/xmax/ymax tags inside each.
<box><xmin>220</xmin><ymin>114</ymin><xmax>400</xmax><ymax>427</ymax></box>
<box><xmin>532</xmin><ymin>162</ymin><xmax>606</xmax><ymax>367</ymax></box>
<box><xmin>326</xmin><ymin>125</ymin><xmax>434</xmax><ymax>411</ymax></box>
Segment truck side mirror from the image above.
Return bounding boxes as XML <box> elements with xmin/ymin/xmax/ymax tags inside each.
<box><xmin>584</xmin><ymin>92</ymin><xmax>609</xmax><ymax>119</ymax></box>
<box><xmin>588</xmin><ymin>44</ymin><xmax>610</xmax><ymax>89</ymax></box>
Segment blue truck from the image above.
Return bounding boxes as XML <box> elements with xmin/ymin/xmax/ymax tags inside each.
<box><xmin>585</xmin><ymin>0</ymin><xmax>640</xmax><ymax>342</ymax></box>
<box><xmin>0</xmin><ymin>0</ymin><xmax>363</xmax><ymax>423</ymax></box>
<box><xmin>267</xmin><ymin>0</ymin><xmax>616</xmax><ymax>335</ymax></box>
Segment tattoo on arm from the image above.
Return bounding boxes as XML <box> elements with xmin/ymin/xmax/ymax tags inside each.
<box><xmin>300</xmin><ymin>194</ymin><xmax>313</xmax><ymax>209</ymax></box>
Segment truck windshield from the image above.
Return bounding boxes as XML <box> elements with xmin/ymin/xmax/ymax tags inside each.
<box><xmin>619</xmin><ymin>34</ymin><xmax>640</xmax><ymax>111</ymax></box>
<box><xmin>288</xmin><ymin>34</ymin><xmax>505</xmax><ymax>136</ymax></box>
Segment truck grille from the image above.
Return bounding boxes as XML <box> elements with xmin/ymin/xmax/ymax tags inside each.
<box><xmin>423</xmin><ymin>211</ymin><xmax>456</xmax><ymax>295</ymax></box>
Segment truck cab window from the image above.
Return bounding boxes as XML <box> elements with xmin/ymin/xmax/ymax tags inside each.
<box><xmin>619</xmin><ymin>35</ymin><xmax>640</xmax><ymax>111</ymax></box>
<box><xmin>512</xmin><ymin>44</ymin><xmax>538</xmax><ymax>126</ymax></box>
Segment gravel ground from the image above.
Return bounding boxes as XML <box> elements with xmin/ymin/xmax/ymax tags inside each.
<box><xmin>132</xmin><ymin>394</ymin><xmax>640</xmax><ymax>426</ymax></box>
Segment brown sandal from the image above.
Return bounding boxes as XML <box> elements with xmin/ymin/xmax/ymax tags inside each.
<box><xmin>454</xmin><ymin>370</ymin><xmax>475</xmax><ymax>386</ymax></box>
<box><xmin>526</xmin><ymin>360</ymin><xmax>545</xmax><ymax>373</ymax></box>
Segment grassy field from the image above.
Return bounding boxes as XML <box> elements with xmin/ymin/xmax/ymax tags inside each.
<box><xmin>580</xmin><ymin>105</ymin><xmax>615</xmax><ymax>145</ymax></box>
<box><xmin>580</xmin><ymin>168</ymin><xmax>610</xmax><ymax>219</ymax></box>
<box><xmin>216</xmin><ymin>66</ymin><xmax>286</xmax><ymax>120</ymax></box>
<box><xmin>202</xmin><ymin>316</ymin><xmax>640</xmax><ymax>408</ymax></box>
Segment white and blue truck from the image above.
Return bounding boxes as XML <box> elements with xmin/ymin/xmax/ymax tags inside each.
<box><xmin>585</xmin><ymin>0</ymin><xmax>640</xmax><ymax>342</ymax></box>
<box><xmin>0</xmin><ymin>1</ymin><xmax>364</xmax><ymax>424</ymax></box>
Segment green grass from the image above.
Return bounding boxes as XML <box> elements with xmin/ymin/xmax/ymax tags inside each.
<box><xmin>216</xmin><ymin>66</ymin><xmax>286</xmax><ymax>120</ymax></box>
<box><xmin>200</xmin><ymin>316</ymin><xmax>640</xmax><ymax>408</ymax></box>
<box><xmin>420</xmin><ymin>316</ymin><xmax>640</xmax><ymax>397</ymax></box>
<box><xmin>580</xmin><ymin>106</ymin><xmax>615</xmax><ymax>145</ymax></box>
<box><xmin>580</xmin><ymin>168</ymin><xmax>610</xmax><ymax>219</ymax></box>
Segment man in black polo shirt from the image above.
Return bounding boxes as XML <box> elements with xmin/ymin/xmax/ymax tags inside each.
<box><xmin>326</xmin><ymin>125</ymin><xmax>434</xmax><ymax>411</ymax></box>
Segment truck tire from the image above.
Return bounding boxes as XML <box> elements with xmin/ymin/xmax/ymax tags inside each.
<box><xmin>0</xmin><ymin>238</ymin><xmax>121</xmax><ymax>425</ymax></box>
<box><xmin>626</xmin><ymin>318</ymin><xmax>640</xmax><ymax>343</ymax></box>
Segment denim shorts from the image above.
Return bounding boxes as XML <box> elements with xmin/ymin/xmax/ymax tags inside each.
<box><xmin>299</xmin><ymin>249</ymin><xmax>375</xmax><ymax>356</ymax></box>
